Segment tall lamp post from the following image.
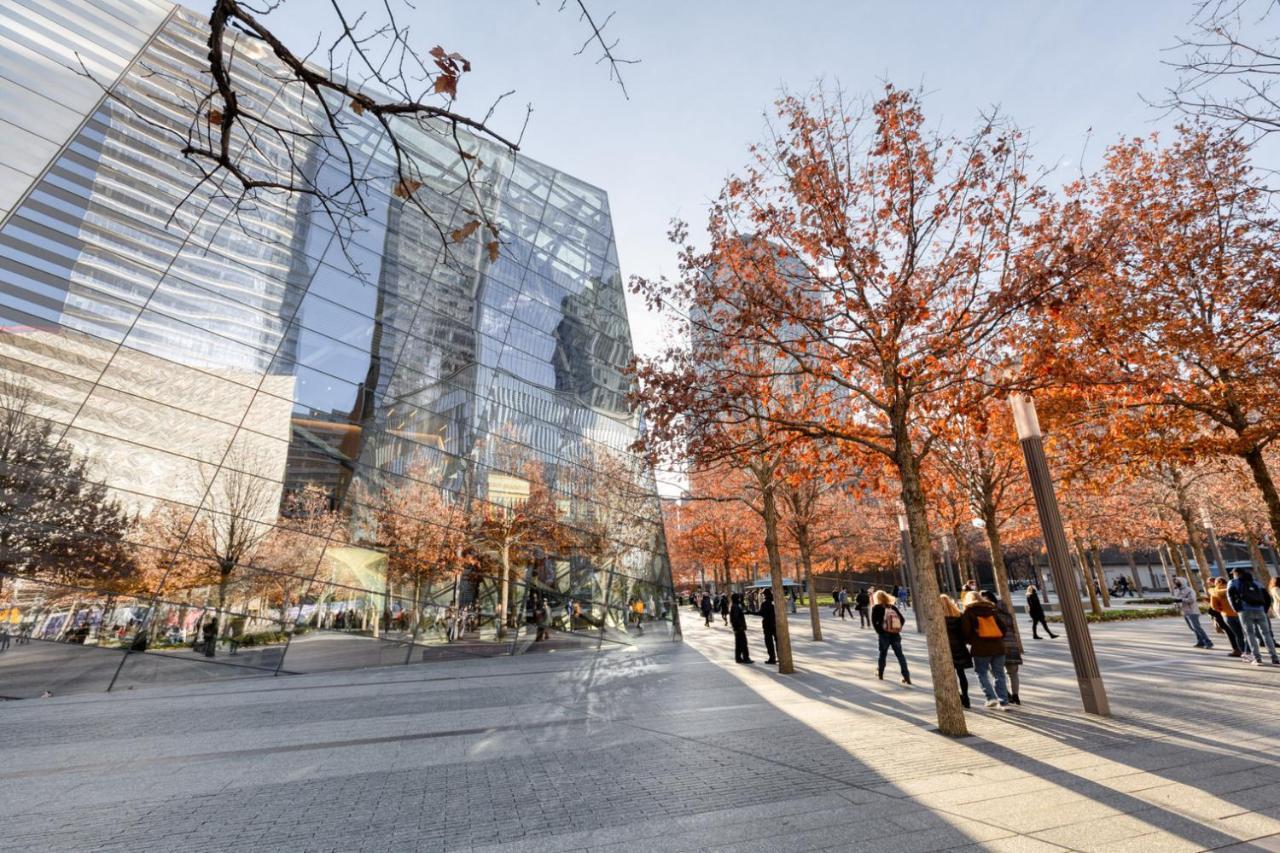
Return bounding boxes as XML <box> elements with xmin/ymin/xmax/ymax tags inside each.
<box><xmin>1010</xmin><ymin>393</ymin><xmax>1110</xmax><ymax>716</ymax></box>
<box><xmin>1202</xmin><ymin>507</ymin><xmax>1229</xmax><ymax>580</ymax></box>
<box><xmin>896</xmin><ymin>512</ymin><xmax>925</xmax><ymax>634</ymax></box>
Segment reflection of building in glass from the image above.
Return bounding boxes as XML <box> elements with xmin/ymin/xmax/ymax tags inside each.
<box><xmin>0</xmin><ymin>0</ymin><xmax>674</xmax><ymax>698</ymax></box>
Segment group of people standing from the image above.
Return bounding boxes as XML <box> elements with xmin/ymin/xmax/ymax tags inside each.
<box><xmin>940</xmin><ymin>588</ymin><xmax>1023</xmax><ymax>710</ymax></box>
<box><xmin>1177</xmin><ymin>569</ymin><xmax>1280</xmax><ymax>665</ymax></box>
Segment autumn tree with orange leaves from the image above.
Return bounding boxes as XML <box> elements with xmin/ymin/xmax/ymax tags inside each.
<box><xmin>1028</xmin><ymin>124</ymin><xmax>1280</xmax><ymax>552</ymax></box>
<box><xmin>633</xmin><ymin>85</ymin><xmax>1088</xmax><ymax>735</ymax></box>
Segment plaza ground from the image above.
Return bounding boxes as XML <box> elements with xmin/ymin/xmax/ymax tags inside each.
<box><xmin>2</xmin><ymin>610</ymin><xmax>1279</xmax><ymax>852</ymax></box>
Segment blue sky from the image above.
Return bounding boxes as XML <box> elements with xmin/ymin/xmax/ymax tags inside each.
<box><xmin>265</xmin><ymin>1</ymin><xmax>1199</xmax><ymax>358</ymax></box>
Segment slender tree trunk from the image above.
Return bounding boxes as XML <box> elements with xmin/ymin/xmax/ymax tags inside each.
<box><xmin>1124</xmin><ymin>547</ymin><xmax>1142</xmax><ymax>594</ymax></box>
<box><xmin>1243</xmin><ymin>447</ymin><xmax>1280</xmax><ymax>552</ymax></box>
<box><xmin>1247</xmin><ymin>532</ymin><xmax>1271</xmax><ymax>581</ymax></box>
<box><xmin>1167</xmin><ymin>539</ymin><xmax>1201</xmax><ymax>595</ymax></box>
<box><xmin>980</xmin><ymin>504</ymin><xmax>1020</xmax><ymax>648</ymax></box>
<box><xmin>952</xmin><ymin>523</ymin><xmax>974</xmax><ymax>586</ymax></box>
<box><xmin>1089</xmin><ymin>544</ymin><xmax>1111</xmax><ymax>608</ymax></box>
<box><xmin>1074</xmin><ymin>538</ymin><xmax>1103</xmax><ymax>616</ymax></box>
<box><xmin>797</xmin><ymin>527</ymin><xmax>821</xmax><ymax>641</ymax></box>
<box><xmin>497</xmin><ymin>543</ymin><xmax>511</xmax><ymax>640</ymax></box>
<box><xmin>896</xmin><ymin>439</ymin><xmax>968</xmax><ymax>737</ymax></box>
<box><xmin>760</xmin><ymin>480</ymin><xmax>794</xmax><ymax>673</ymax></box>
<box><xmin>1175</xmin><ymin>503</ymin><xmax>1214</xmax><ymax>589</ymax></box>
<box><xmin>1157</xmin><ymin>544</ymin><xmax>1175</xmax><ymax>593</ymax></box>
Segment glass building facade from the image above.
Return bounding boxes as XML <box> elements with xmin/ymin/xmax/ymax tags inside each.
<box><xmin>0</xmin><ymin>1</ymin><xmax>675</xmax><ymax>698</ymax></box>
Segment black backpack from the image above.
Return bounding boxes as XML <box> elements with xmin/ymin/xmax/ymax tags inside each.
<box><xmin>1243</xmin><ymin>583</ymin><xmax>1270</xmax><ymax>609</ymax></box>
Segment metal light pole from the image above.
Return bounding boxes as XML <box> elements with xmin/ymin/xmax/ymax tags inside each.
<box><xmin>896</xmin><ymin>512</ymin><xmax>925</xmax><ymax>633</ymax></box>
<box><xmin>1203</xmin><ymin>507</ymin><xmax>1229</xmax><ymax>579</ymax></box>
<box><xmin>1010</xmin><ymin>393</ymin><xmax>1110</xmax><ymax>717</ymax></box>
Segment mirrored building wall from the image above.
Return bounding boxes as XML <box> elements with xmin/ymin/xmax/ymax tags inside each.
<box><xmin>0</xmin><ymin>0</ymin><xmax>675</xmax><ymax>698</ymax></box>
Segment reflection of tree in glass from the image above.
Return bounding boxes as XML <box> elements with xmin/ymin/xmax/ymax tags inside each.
<box><xmin>258</xmin><ymin>483</ymin><xmax>348</xmax><ymax>628</ymax></box>
<box><xmin>188</xmin><ymin>447</ymin><xmax>279</xmax><ymax>634</ymax></box>
<box><xmin>0</xmin><ymin>378</ymin><xmax>134</xmax><ymax>596</ymax></box>
<box><xmin>474</xmin><ymin>462</ymin><xmax>564</xmax><ymax>640</ymax></box>
<box><xmin>368</xmin><ymin>461</ymin><xmax>467</xmax><ymax>633</ymax></box>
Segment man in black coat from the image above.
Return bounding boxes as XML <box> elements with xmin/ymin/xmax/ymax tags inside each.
<box><xmin>729</xmin><ymin>593</ymin><xmax>752</xmax><ymax>663</ymax></box>
<box><xmin>760</xmin><ymin>588</ymin><xmax>778</xmax><ymax>665</ymax></box>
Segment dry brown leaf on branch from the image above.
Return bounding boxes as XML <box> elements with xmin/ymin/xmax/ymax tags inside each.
<box><xmin>451</xmin><ymin>220</ymin><xmax>481</xmax><ymax>242</ymax></box>
<box><xmin>392</xmin><ymin>178</ymin><xmax>423</xmax><ymax>199</ymax></box>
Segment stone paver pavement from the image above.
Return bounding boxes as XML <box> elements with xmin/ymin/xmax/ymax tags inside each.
<box><xmin>2</xmin><ymin>610</ymin><xmax>1279</xmax><ymax>852</ymax></box>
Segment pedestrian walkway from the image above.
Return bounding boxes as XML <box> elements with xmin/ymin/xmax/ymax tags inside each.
<box><xmin>2</xmin><ymin>611</ymin><xmax>1278</xmax><ymax>852</ymax></box>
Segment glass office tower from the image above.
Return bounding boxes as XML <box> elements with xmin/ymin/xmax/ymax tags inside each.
<box><xmin>0</xmin><ymin>1</ymin><xmax>674</xmax><ymax>697</ymax></box>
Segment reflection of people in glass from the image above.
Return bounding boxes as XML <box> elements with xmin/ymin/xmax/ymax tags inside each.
<box><xmin>631</xmin><ymin>598</ymin><xmax>645</xmax><ymax>634</ymax></box>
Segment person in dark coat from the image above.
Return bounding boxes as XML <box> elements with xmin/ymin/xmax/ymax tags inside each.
<box><xmin>729</xmin><ymin>593</ymin><xmax>752</xmax><ymax>664</ymax></box>
<box><xmin>759</xmin><ymin>588</ymin><xmax>778</xmax><ymax>665</ymax></box>
<box><xmin>871</xmin><ymin>590</ymin><xmax>911</xmax><ymax>684</ymax></box>
<box><xmin>700</xmin><ymin>594</ymin><xmax>713</xmax><ymax>627</ymax></box>
<box><xmin>201</xmin><ymin>617</ymin><xmax>218</xmax><ymax>658</ymax></box>
<box><xmin>1025</xmin><ymin>585</ymin><xmax>1056</xmax><ymax>639</ymax></box>
<box><xmin>718</xmin><ymin>593</ymin><xmax>730</xmax><ymax>625</ymax></box>
<box><xmin>855</xmin><ymin>588</ymin><xmax>871</xmax><ymax>629</ymax></box>
<box><xmin>939</xmin><ymin>595</ymin><xmax>972</xmax><ymax>708</ymax></box>
<box><xmin>961</xmin><ymin>591</ymin><xmax>1008</xmax><ymax>709</ymax></box>
<box><xmin>983</xmin><ymin>590</ymin><xmax>1024</xmax><ymax>705</ymax></box>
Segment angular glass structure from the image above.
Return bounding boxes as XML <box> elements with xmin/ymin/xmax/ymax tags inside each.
<box><xmin>0</xmin><ymin>1</ymin><xmax>674</xmax><ymax>698</ymax></box>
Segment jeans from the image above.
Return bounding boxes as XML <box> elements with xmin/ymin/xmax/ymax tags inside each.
<box><xmin>1223</xmin><ymin>614</ymin><xmax>1245</xmax><ymax>654</ymax></box>
<box><xmin>1240</xmin><ymin>610</ymin><xmax>1278</xmax><ymax>662</ymax></box>
<box><xmin>974</xmin><ymin>654</ymin><xmax>1009</xmax><ymax>704</ymax></box>
<box><xmin>877</xmin><ymin>633</ymin><xmax>909</xmax><ymax>679</ymax></box>
<box><xmin>1184</xmin><ymin>613</ymin><xmax>1212</xmax><ymax>646</ymax></box>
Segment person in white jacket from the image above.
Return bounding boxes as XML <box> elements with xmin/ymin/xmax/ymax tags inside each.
<box><xmin>1173</xmin><ymin>577</ymin><xmax>1213</xmax><ymax>649</ymax></box>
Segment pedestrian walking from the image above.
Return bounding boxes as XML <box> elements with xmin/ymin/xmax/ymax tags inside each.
<box><xmin>983</xmin><ymin>590</ymin><xmax>1023</xmax><ymax>706</ymax></box>
<box><xmin>960</xmin><ymin>590</ymin><xmax>1009</xmax><ymax>710</ymax></box>
<box><xmin>729</xmin><ymin>592</ymin><xmax>752</xmax><ymax>664</ymax></box>
<box><xmin>0</xmin><ymin>626</ymin><xmax>9</xmax><ymax>652</ymax></box>
<box><xmin>700</xmin><ymin>593</ymin><xmax>714</xmax><ymax>627</ymax></box>
<box><xmin>1270</xmin><ymin>577</ymin><xmax>1280</xmax><ymax>619</ymax></box>
<box><xmin>1173</xmin><ymin>576</ymin><xmax>1213</xmax><ymax>648</ymax></box>
<box><xmin>201</xmin><ymin>617</ymin><xmax>218</xmax><ymax>658</ymax></box>
<box><xmin>760</xmin><ymin>588</ymin><xmax>779</xmax><ymax>665</ymax></box>
<box><xmin>1208</xmin><ymin>578</ymin><xmax>1245</xmax><ymax>658</ymax></box>
<box><xmin>1228</xmin><ymin>568</ymin><xmax>1279</xmax><ymax>666</ymax></box>
<box><xmin>855</xmin><ymin>587</ymin><xmax>871</xmax><ymax>629</ymax></box>
<box><xmin>718</xmin><ymin>593</ymin><xmax>730</xmax><ymax>626</ymax></box>
<box><xmin>839</xmin><ymin>589</ymin><xmax>854</xmax><ymax>620</ymax></box>
<box><xmin>939</xmin><ymin>595</ymin><xmax>972</xmax><ymax>708</ymax></box>
<box><xmin>871</xmin><ymin>590</ymin><xmax>910</xmax><ymax>685</ymax></box>
<box><xmin>1025</xmin><ymin>585</ymin><xmax>1056</xmax><ymax>639</ymax></box>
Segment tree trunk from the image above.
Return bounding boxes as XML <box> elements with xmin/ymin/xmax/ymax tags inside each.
<box><xmin>797</xmin><ymin>526</ymin><xmax>822</xmax><ymax>641</ymax></box>
<box><xmin>896</xmin><ymin>440</ymin><xmax>968</xmax><ymax>737</ymax></box>
<box><xmin>1089</xmin><ymin>544</ymin><xmax>1111</xmax><ymax>608</ymax></box>
<box><xmin>1243</xmin><ymin>447</ymin><xmax>1280</xmax><ymax>552</ymax></box>
<box><xmin>759</xmin><ymin>480</ymin><xmax>794</xmax><ymax>673</ymax></box>
<box><xmin>1175</xmin><ymin>502</ymin><xmax>1214</xmax><ymax>590</ymax></box>
<box><xmin>1124</xmin><ymin>547</ymin><xmax>1142</xmax><ymax>594</ymax></box>
<box><xmin>980</xmin><ymin>505</ymin><xmax>1021</xmax><ymax>648</ymax></box>
<box><xmin>1167</xmin><ymin>540</ymin><xmax>1201</xmax><ymax>595</ymax></box>
<box><xmin>1247</xmin><ymin>532</ymin><xmax>1271</xmax><ymax>581</ymax></box>
<box><xmin>1074</xmin><ymin>538</ymin><xmax>1103</xmax><ymax>616</ymax></box>
<box><xmin>1157</xmin><ymin>544</ymin><xmax>1175</xmax><ymax>593</ymax></box>
<box><xmin>497</xmin><ymin>543</ymin><xmax>511</xmax><ymax>640</ymax></box>
<box><xmin>952</xmin><ymin>524</ymin><xmax>974</xmax><ymax>586</ymax></box>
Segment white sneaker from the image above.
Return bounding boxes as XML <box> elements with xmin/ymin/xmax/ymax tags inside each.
<box><xmin>1242</xmin><ymin>654</ymin><xmax>1256</xmax><ymax>663</ymax></box>
<box><xmin>984</xmin><ymin>699</ymin><xmax>999</xmax><ymax>708</ymax></box>
<box><xmin>997</xmin><ymin>703</ymin><xmax>1011</xmax><ymax>711</ymax></box>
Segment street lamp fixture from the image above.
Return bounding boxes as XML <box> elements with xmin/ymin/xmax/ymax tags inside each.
<box><xmin>1009</xmin><ymin>393</ymin><xmax>1110</xmax><ymax>716</ymax></box>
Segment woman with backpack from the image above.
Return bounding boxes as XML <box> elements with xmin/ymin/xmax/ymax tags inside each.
<box><xmin>871</xmin><ymin>590</ymin><xmax>910</xmax><ymax>685</ymax></box>
<box><xmin>982</xmin><ymin>590</ymin><xmax>1023</xmax><ymax>705</ymax></box>
<box><xmin>939</xmin><ymin>595</ymin><xmax>972</xmax><ymax>708</ymax></box>
<box><xmin>960</xmin><ymin>590</ymin><xmax>1009</xmax><ymax>710</ymax></box>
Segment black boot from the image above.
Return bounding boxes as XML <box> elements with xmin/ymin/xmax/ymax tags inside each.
<box><xmin>1010</xmin><ymin>693</ymin><xmax>1021</xmax><ymax>705</ymax></box>
<box><xmin>877</xmin><ymin>669</ymin><xmax>884</xmax><ymax>680</ymax></box>
<box><xmin>961</xmin><ymin>694</ymin><xmax>971</xmax><ymax>708</ymax></box>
